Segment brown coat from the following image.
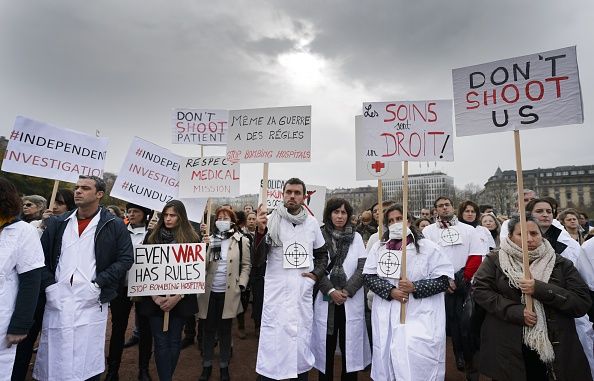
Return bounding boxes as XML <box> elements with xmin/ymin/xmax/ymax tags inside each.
<box><xmin>197</xmin><ymin>232</ymin><xmax>251</xmax><ymax>319</ymax></box>
<box><xmin>473</xmin><ymin>251</ymin><xmax>592</xmax><ymax>381</ymax></box>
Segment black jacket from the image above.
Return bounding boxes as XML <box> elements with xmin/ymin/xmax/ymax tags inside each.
<box><xmin>40</xmin><ymin>207</ymin><xmax>134</xmax><ymax>304</ymax></box>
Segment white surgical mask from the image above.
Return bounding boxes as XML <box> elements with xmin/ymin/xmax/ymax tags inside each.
<box><xmin>215</xmin><ymin>220</ymin><xmax>232</xmax><ymax>232</ymax></box>
<box><xmin>389</xmin><ymin>222</ymin><xmax>404</xmax><ymax>239</ymax></box>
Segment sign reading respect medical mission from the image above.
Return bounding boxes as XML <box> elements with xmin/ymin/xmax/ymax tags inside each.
<box><xmin>453</xmin><ymin>46</ymin><xmax>583</xmax><ymax>136</ymax></box>
<box><xmin>2</xmin><ymin>116</ymin><xmax>109</xmax><ymax>182</ymax></box>
<box><xmin>127</xmin><ymin>243</ymin><xmax>206</xmax><ymax>297</ymax></box>
<box><xmin>179</xmin><ymin>156</ymin><xmax>240</xmax><ymax>198</ymax></box>
<box><xmin>226</xmin><ymin>106</ymin><xmax>311</xmax><ymax>163</ymax></box>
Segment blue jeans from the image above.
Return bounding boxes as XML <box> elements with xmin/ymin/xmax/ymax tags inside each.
<box><xmin>149</xmin><ymin>315</ymin><xmax>185</xmax><ymax>381</ymax></box>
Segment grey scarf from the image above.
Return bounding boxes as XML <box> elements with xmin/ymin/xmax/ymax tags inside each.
<box><xmin>322</xmin><ymin>224</ymin><xmax>355</xmax><ymax>289</ymax></box>
<box><xmin>267</xmin><ymin>205</ymin><xmax>308</xmax><ymax>247</ymax></box>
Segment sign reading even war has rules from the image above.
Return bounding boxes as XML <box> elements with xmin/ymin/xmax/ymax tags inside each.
<box><xmin>2</xmin><ymin>116</ymin><xmax>109</xmax><ymax>182</ymax></box>
<box><xmin>127</xmin><ymin>243</ymin><xmax>206</xmax><ymax>296</ymax></box>
<box><xmin>258</xmin><ymin>179</ymin><xmax>326</xmax><ymax>224</ymax></box>
<box><xmin>361</xmin><ymin>100</ymin><xmax>453</xmax><ymax>162</ymax></box>
<box><xmin>179</xmin><ymin>156</ymin><xmax>240</xmax><ymax>198</ymax></box>
<box><xmin>226</xmin><ymin>106</ymin><xmax>311</xmax><ymax>163</ymax></box>
<box><xmin>355</xmin><ymin>115</ymin><xmax>403</xmax><ymax>180</ymax></box>
<box><xmin>453</xmin><ymin>46</ymin><xmax>583</xmax><ymax>136</ymax></box>
<box><xmin>110</xmin><ymin>137</ymin><xmax>207</xmax><ymax>223</ymax></box>
<box><xmin>172</xmin><ymin>108</ymin><xmax>228</xmax><ymax>145</ymax></box>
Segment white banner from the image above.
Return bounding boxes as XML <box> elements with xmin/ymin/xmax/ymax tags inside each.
<box><xmin>258</xmin><ymin>179</ymin><xmax>326</xmax><ymax>224</ymax></box>
<box><xmin>110</xmin><ymin>137</ymin><xmax>207</xmax><ymax>222</ymax></box>
<box><xmin>179</xmin><ymin>156</ymin><xmax>240</xmax><ymax>198</ymax></box>
<box><xmin>355</xmin><ymin>115</ymin><xmax>403</xmax><ymax>180</ymax></box>
<box><xmin>453</xmin><ymin>46</ymin><xmax>583</xmax><ymax>136</ymax></box>
<box><xmin>2</xmin><ymin>116</ymin><xmax>108</xmax><ymax>182</ymax></box>
<box><xmin>226</xmin><ymin>106</ymin><xmax>311</xmax><ymax>163</ymax></box>
<box><xmin>127</xmin><ymin>243</ymin><xmax>206</xmax><ymax>296</ymax></box>
<box><xmin>360</xmin><ymin>100</ymin><xmax>453</xmax><ymax>162</ymax></box>
<box><xmin>172</xmin><ymin>108</ymin><xmax>228</xmax><ymax>145</ymax></box>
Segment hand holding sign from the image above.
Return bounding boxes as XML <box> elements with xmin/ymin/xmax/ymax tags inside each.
<box><xmin>256</xmin><ymin>204</ymin><xmax>268</xmax><ymax>233</ymax></box>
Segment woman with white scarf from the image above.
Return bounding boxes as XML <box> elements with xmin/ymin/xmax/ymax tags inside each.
<box><xmin>473</xmin><ymin>215</ymin><xmax>591</xmax><ymax>380</ymax></box>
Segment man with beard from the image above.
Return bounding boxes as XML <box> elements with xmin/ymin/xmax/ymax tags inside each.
<box><xmin>421</xmin><ymin>196</ymin><xmax>484</xmax><ymax>375</ymax></box>
<box><xmin>254</xmin><ymin>178</ymin><xmax>328</xmax><ymax>380</ymax></box>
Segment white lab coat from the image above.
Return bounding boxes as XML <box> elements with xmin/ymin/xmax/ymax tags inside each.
<box><xmin>0</xmin><ymin>221</ymin><xmax>44</xmax><ymax>379</ymax></box>
<box><xmin>256</xmin><ymin>215</ymin><xmax>325</xmax><ymax>380</ymax></box>
<box><xmin>363</xmin><ymin>239</ymin><xmax>454</xmax><ymax>381</ymax></box>
<box><xmin>422</xmin><ymin>222</ymin><xmax>484</xmax><ymax>271</ymax></box>
<box><xmin>311</xmin><ymin>233</ymin><xmax>371</xmax><ymax>373</ymax></box>
<box><xmin>33</xmin><ymin>212</ymin><xmax>109</xmax><ymax>381</ymax></box>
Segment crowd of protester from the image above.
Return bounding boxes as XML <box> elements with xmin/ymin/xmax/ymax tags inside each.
<box><xmin>3</xmin><ymin>174</ymin><xmax>594</xmax><ymax>380</ymax></box>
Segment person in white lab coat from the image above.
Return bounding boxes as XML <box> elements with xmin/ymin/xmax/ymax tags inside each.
<box><xmin>33</xmin><ymin>175</ymin><xmax>133</xmax><ymax>381</ymax></box>
<box><xmin>312</xmin><ymin>197</ymin><xmax>371</xmax><ymax>380</ymax></box>
<box><xmin>364</xmin><ymin>204</ymin><xmax>454</xmax><ymax>381</ymax></box>
<box><xmin>0</xmin><ymin>177</ymin><xmax>45</xmax><ymax>380</ymax></box>
<box><xmin>254</xmin><ymin>178</ymin><xmax>329</xmax><ymax>381</ymax></box>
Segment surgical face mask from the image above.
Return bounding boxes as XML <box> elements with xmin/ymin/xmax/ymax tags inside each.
<box><xmin>388</xmin><ymin>222</ymin><xmax>404</xmax><ymax>239</ymax></box>
<box><xmin>216</xmin><ymin>220</ymin><xmax>232</xmax><ymax>232</ymax></box>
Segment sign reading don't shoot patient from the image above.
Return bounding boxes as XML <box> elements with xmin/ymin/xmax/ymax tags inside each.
<box><xmin>2</xmin><ymin>116</ymin><xmax>109</xmax><ymax>183</ymax></box>
<box><xmin>172</xmin><ymin>108</ymin><xmax>228</xmax><ymax>145</ymax></box>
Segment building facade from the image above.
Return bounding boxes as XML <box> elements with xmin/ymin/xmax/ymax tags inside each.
<box><xmin>383</xmin><ymin>172</ymin><xmax>454</xmax><ymax>216</ymax></box>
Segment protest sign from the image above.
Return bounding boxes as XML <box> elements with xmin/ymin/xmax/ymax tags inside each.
<box><xmin>355</xmin><ymin>115</ymin><xmax>403</xmax><ymax>180</ymax></box>
<box><xmin>127</xmin><ymin>243</ymin><xmax>206</xmax><ymax>296</ymax></box>
<box><xmin>226</xmin><ymin>106</ymin><xmax>311</xmax><ymax>163</ymax></box>
<box><xmin>110</xmin><ymin>137</ymin><xmax>207</xmax><ymax>222</ymax></box>
<box><xmin>2</xmin><ymin>116</ymin><xmax>108</xmax><ymax>182</ymax></box>
<box><xmin>258</xmin><ymin>179</ymin><xmax>326</xmax><ymax>223</ymax></box>
<box><xmin>179</xmin><ymin>156</ymin><xmax>240</xmax><ymax>198</ymax></box>
<box><xmin>452</xmin><ymin>46</ymin><xmax>583</xmax><ymax>136</ymax></box>
<box><xmin>360</xmin><ymin>100</ymin><xmax>453</xmax><ymax>162</ymax></box>
<box><xmin>172</xmin><ymin>108</ymin><xmax>228</xmax><ymax>145</ymax></box>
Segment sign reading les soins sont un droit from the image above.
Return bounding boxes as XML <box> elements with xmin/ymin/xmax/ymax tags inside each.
<box><xmin>127</xmin><ymin>243</ymin><xmax>206</xmax><ymax>297</ymax></box>
<box><xmin>226</xmin><ymin>106</ymin><xmax>311</xmax><ymax>163</ymax></box>
<box><xmin>453</xmin><ymin>46</ymin><xmax>583</xmax><ymax>136</ymax></box>
<box><xmin>2</xmin><ymin>116</ymin><xmax>108</xmax><ymax>182</ymax></box>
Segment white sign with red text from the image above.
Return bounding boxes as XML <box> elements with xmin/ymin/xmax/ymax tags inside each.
<box><xmin>172</xmin><ymin>108</ymin><xmax>228</xmax><ymax>145</ymax></box>
<box><xmin>258</xmin><ymin>179</ymin><xmax>326</xmax><ymax>224</ymax></box>
<box><xmin>179</xmin><ymin>156</ymin><xmax>240</xmax><ymax>198</ymax></box>
<box><xmin>355</xmin><ymin>115</ymin><xmax>403</xmax><ymax>180</ymax></box>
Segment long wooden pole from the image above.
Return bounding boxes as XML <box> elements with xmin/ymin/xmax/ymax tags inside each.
<box><xmin>514</xmin><ymin>130</ymin><xmax>533</xmax><ymax>311</ymax></box>
<box><xmin>47</xmin><ymin>180</ymin><xmax>60</xmax><ymax>211</ymax></box>
<box><xmin>377</xmin><ymin>179</ymin><xmax>384</xmax><ymax>238</ymax></box>
<box><xmin>400</xmin><ymin>161</ymin><xmax>409</xmax><ymax>324</ymax></box>
<box><xmin>261</xmin><ymin>163</ymin><xmax>270</xmax><ymax>210</ymax></box>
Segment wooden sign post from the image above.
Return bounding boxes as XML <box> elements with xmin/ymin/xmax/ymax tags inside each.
<box><xmin>400</xmin><ymin>161</ymin><xmax>409</xmax><ymax>324</ymax></box>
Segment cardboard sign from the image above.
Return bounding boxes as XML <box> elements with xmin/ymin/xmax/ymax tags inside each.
<box><xmin>361</xmin><ymin>100</ymin><xmax>453</xmax><ymax>162</ymax></box>
<box><xmin>226</xmin><ymin>106</ymin><xmax>311</xmax><ymax>163</ymax></box>
<box><xmin>355</xmin><ymin>115</ymin><xmax>403</xmax><ymax>180</ymax></box>
<box><xmin>2</xmin><ymin>116</ymin><xmax>108</xmax><ymax>182</ymax></box>
<box><xmin>110</xmin><ymin>137</ymin><xmax>207</xmax><ymax>222</ymax></box>
<box><xmin>453</xmin><ymin>46</ymin><xmax>583</xmax><ymax>136</ymax></box>
<box><xmin>127</xmin><ymin>243</ymin><xmax>206</xmax><ymax>296</ymax></box>
<box><xmin>258</xmin><ymin>179</ymin><xmax>326</xmax><ymax>224</ymax></box>
<box><xmin>179</xmin><ymin>156</ymin><xmax>240</xmax><ymax>198</ymax></box>
<box><xmin>172</xmin><ymin>108</ymin><xmax>228</xmax><ymax>145</ymax></box>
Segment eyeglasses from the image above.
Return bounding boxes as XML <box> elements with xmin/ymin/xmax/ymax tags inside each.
<box><xmin>436</xmin><ymin>203</ymin><xmax>451</xmax><ymax>208</ymax></box>
<box><xmin>23</xmin><ymin>203</ymin><xmax>34</xmax><ymax>207</ymax></box>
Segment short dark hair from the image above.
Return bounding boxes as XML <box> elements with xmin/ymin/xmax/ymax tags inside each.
<box><xmin>323</xmin><ymin>198</ymin><xmax>353</xmax><ymax>227</ymax></box>
<box><xmin>0</xmin><ymin>177</ymin><xmax>22</xmax><ymax>218</ymax></box>
<box><xmin>78</xmin><ymin>175</ymin><xmax>106</xmax><ymax>193</ymax></box>
<box><xmin>479</xmin><ymin>204</ymin><xmax>494</xmax><ymax>213</ymax></box>
<box><xmin>507</xmin><ymin>215</ymin><xmax>541</xmax><ymax>237</ymax></box>
<box><xmin>55</xmin><ymin>189</ymin><xmax>76</xmax><ymax>211</ymax></box>
<box><xmin>235</xmin><ymin>210</ymin><xmax>247</xmax><ymax>226</ymax></box>
<box><xmin>283</xmin><ymin>177</ymin><xmax>306</xmax><ymax>195</ymax></box>
<box><xmin>525</xmin><ymin>198</ymin><xmax>555</xmax><ymax>213</ymax></box>
<box><xmin>433</xmin><ymin>196</ymin><xmax>453</xmax><ymax>209</ymax></box>
<box><xmin>458</xmin><ymin>200</ymin><xmax>479</xmax><ymax>223</ymax></box>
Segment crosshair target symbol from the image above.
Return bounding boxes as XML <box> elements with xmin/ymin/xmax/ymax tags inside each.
<box><xmin>284</xmin><ymin>242</ymin><xmax>308</xmax><ymax>268</ymax></box>
<box><xmin>440</xmin><ymin>228</ymin><xmax>460</xmax><ymax>244</ymax></box>
<box><xmin>378</xmin><ymin>251</ymin><xmax>401</xmax><ymax>277</ymax></box>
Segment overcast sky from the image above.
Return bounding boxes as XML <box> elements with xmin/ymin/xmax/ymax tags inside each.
<box><xmin>1</xmin><ymin>1</ymin><xmax>592</xmax><ymax>195</ymax></box>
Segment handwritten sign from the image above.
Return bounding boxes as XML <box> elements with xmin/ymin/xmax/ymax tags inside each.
<box><xmin>110</xmin><ymin>137</ymin><xmax>207</xmax><ymax>222</ymax></box>
<box><xmin>172</xmin><ymin>108</ymin><xmax>228</xmax><ymax>145</ymax></box>
<box><xmin>453</xmin><ymin>46</ymin><xmax>583</xmax><ymax>136</ymax></box>
<box><xmin>2</xmin><ymin>116</ymin><xmax>108</xmax><ymax>182</ymax></box>
<box><xmin>258</xmin><ymin>179</ymin><xmax>326</xmax><ymax>224</ymax></box>
<box><xmin>179</xmin><ymin>156</ymin><xmax>240</xmax><ymax>198</ymax></box>
<box><xmin>355</xmin><ymin>115</ymin><xmax>403</xmax><ymax>180</ymax></box>
<box><xmin>226</xmin><ymin>106</ymin><xmax>311</xmax><ymax>163</ymax></box>
<box><xmin>127</xmin><ymin>243</ymin><xmax>206</xmax><ymax>296</ymax></box>
<box><xmin>361</xmin><ymin>100</ymin><xmax>453</xmax><ymax>162</ymax></box>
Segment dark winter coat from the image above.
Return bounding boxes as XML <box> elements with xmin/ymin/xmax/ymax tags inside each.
<box><xmin>473</xmin><ymin>250</ymin><xmax>592</xmax><ymax>381</ymax></box>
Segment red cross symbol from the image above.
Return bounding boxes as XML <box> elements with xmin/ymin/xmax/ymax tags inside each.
<box><xmin>371</xmin><ymin>161</ymin><xmax>385</xmax><ymax>173</ymax></box>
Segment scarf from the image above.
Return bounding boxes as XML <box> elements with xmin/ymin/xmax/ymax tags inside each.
<box><xmin>437</xmin><ymin>215</ymin><xmax>458</xmax><ymax>228</ymax></box>
<box><xmin>158</xmin><ymin>227</ymin><xmax>176</xmax><ymax>244</ymax></box>
<box><xmin>499</xmin><ymin>237</ymin><xmax>556</xmax><ymax>363</ymax></box>
<box><xmin>459</xmin><ymin>218</ymin><xmax>478</xmax><ymax>228</ymax></box>
<box><xmin>209</xmin><ymin>229</ymin><xmax>235</xmax><ymax>261</ymax></box>
<box><xmin>322</xmin><ymin>224</ymin><xmax>355</xmax><ymax>289</ymax></box>
<box><xmin>267</xmin><ymin>205</ymin><xmax>308</xmax><ymax>247</ymax></box>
